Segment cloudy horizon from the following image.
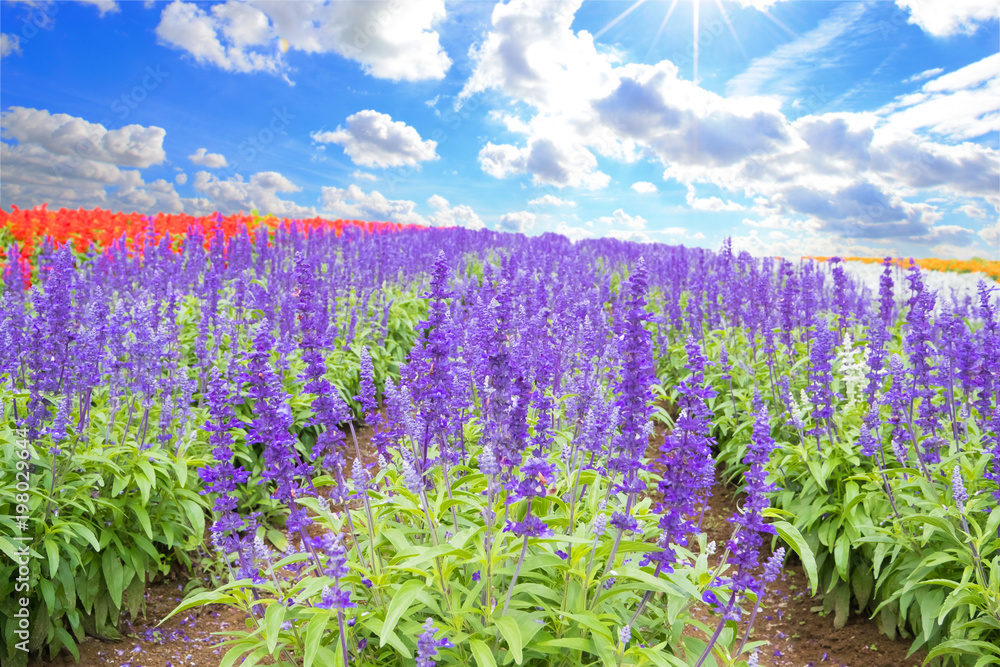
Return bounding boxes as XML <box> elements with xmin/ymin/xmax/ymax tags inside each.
<box><xmin>1</xmin><ymin>0</ymin><xmax>997</xmax><ymax>259</ymax></box>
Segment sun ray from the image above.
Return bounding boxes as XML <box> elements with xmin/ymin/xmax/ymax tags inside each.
<box><xmin>645</xmin><ymin>0</ymin><xmax>681</xmax><ymax>60</ymax></box>
<box><xmin>594</xmin><ymin>0</ymin><xmax>649</xmax><ymax>40</ymax></box>
<box><xmin>759</xmin><ymin>8</ymin><xmax>799</xmax><ymax>40</ymax></box>
<box><xmin>713</xmin><ymin>0</ymin><xmax>750</xmax><ymax>63</ymax></box>
<box><xmin>693</xmin><ymin>0</ymin><xmax>700</xmax><ymax>83</ymax></box>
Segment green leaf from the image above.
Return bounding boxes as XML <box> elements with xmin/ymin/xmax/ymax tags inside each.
<box><xmin>132</xmin><ymin>505</ymin><xmax>153</xmax><ymax>540</ymax></box>
<box><xmin>380</xmin><ymin>579</ymin><xmax>425</xmax><ymax>648</ymax></box>
<box><xmin>834</xmin><ymin>534</ymin><xmax>850</xmax><ymax>582</ymax></box>
<box><xmin>495</xmin><ymin>616</ymin><xmax>523</xmax><ymax>665</ymax></box>
<box><xmin>303</xmin><ymin>611</ymin><xmax>326</xmax><ymax>667</ymax></box>
<box><xmin>773</xmin><ymin>520</ymin><xmax>818</xmax><ymax>594</ymax></box>
<box><xmin>470</xmin><ymin>638</ymin><xmax>498</xmax><ymax>667</ymax></box>
<box><xmin>111</xmin><ymin>474</ymin><xmax>130</xmax><ymax>498</ymax></box>
<box><xmin>44</xmin><ymin>538</ymin><xmax>60</xmax><ymax>575</ymax></box>
<box><xmin>637</xmin><ymin>645</ymin><xmax>689</xmax><ymax>667</ymax></box>
<box><xmin>161</xmin><ymin>589</ymin><xmax>237</xmax><ymax>622</ymax></box>
<box><xmin>361</xmin><ymin>617</ymin><xmax>412</xmax><ymax>658</ymax></box>
<box><xmin>264</xmin><ymin>600</ymin><xmax>285</xmax><ymax>654</ymax></box>
<box><xmin>66</xmin><ymin>522</ymin><xmax>101</xmax><ymax>551</ymax></box>
<box><xmin>102</xmin><ymin>550</ymin><xmax>123</xmax><ymax>605</ymax></box>
<box><xmin>536</xmin><ymin>638</ymin><xmax>595</xmax><ymax>652</ymax></box>
<box><xmin>54</xmin><ymin>626</ymin><xmax>80</xmax><ymax>662</ymax></box>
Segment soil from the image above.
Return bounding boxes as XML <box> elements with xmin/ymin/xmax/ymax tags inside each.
<box><xmin>29</xmin><ymin>582</ymin><xmax>251</xmax><ymax>667</ymax></box>
<box><xmin>34</xmin><ymin>420</ymin><xmax>925</xmax><ymax>667</ymax></box>
<box><xmin>697</xmin><ymin>484</ymin><xmax>925</xmax><ymax>667</ymax></box>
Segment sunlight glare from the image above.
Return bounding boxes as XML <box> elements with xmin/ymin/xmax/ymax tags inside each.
<box><xmin>594</xmin><ymin>0</ymin><xmax>649</xmax><ymax>40</ymax></box>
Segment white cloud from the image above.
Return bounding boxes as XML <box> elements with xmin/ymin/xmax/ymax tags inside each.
<box><xmin>0</xmin><ymin>106</ymin><xmax>319</xmax><ymax>217</ymax></box>
<box><xmin>155</xmin><ymin>0</ymin><xmax>450</xmax><ymax>82</ymax></box>
<box><xmin>189</xmin><ymin>147</ymin><xmax>228</xmax><ymax>168</ymax></box>
<box><xmin>477</xmin><ymin>138</ymin><xmax>610</xmax><ymax>189</ymax></box>
<box><xmin>930</xmin><ymin>242</ymin><xmax>989</xmax><ymax>260</ymax></box>
<box><xmin>320</xmin><ymin>184</ymin><xmax>425</xmax><ymax>225</ymax></box>
<box><xmin>595</xmin><ymin>208</ymin><xmax>647</xmax><ymax>231</ymax></box>
<box><xmin>879</xmin><ymin>53</ymin><xmax>1000</xmax><ymax>141</ymax></box>
<box><xmin>733</xmin><ymin>0</ymin><xmax>782</xmax><ymax>9</ymax></box>
<box><xmin>461</xmin><ymin>0</ymin><xmax>618</xmax><ymax>189</ymax></box>
<box><xmin>649</xmin><ymin>227</ymin><xmax>706</xmax><ymax>242</ymax></box>
<box><xmin>923</xmin><ymin>53</ymin><xmax>1000</xmax><ymax>93</ymax></box>
<box><xmin>686</xmin><ymin>186</ymin><xmax>745</xmax><ymax>212</ymax></box>
<box><xmin>311</xmin><ymin>110</ymin><xmax>437</xmax><ymax>168</ymax></box>
<box><xmin>0</xmin><ymin>106</ymin><xmax>185</xmax><ymax>214</ymax></box>
<box><xmin>497</xmin><ymin>210</ymin><xmax>536</xmax><ymax>234</ymax></box>
<box><xmin>631</xmin><ymin>181</ymin><xmax>657</xmax><ymax>194</ymax></box>
<box><xmin>1</xmin><ymin>106</ymin><xmax>166</xmax><ymax>168</ymax></box>
<box><xmin>427</xmin><ymin>195</ymin><xmax>485</xmax><ymax>230</ymax></box>
<box><xmin>478</xmin><ymin>142</ymin><xmax>526</xmax><ymax>179</ymax></box>
<box><xmin>1</xmin><ymin>34</ymin><xmax>21</xmax><ymax>58</ymax></box>
<box><xmin>607</xmin><ymin>229</ymin><xmax>651</xmax><ymax>243</ymax></box>
<box><xmin>0</xmin><ymin>135</ymin><xmax>184</xmax><ymax>214</ymax></box>
<box><xmin>458</xmin><ymin>1</ymin><xmax>998</xmax><ymax>253</ymax></box>
<box><xmin>957</xmin><ymin>203</ymin><xmax>987</xmax><ymax>219</ymax></box>
<box><xmin>528</xmin><ymin>194</ymin><xmax>575</xmax><ymax>207</ymax></box>
<box><xmin>192</xmin><ymin>170</ymin><xmax>314</xmax><ymax>217</ymax></box>
<box><xmin>76</xmin><ymin>0</ymin><xmax>119</xmax><ymax>15</ymax></box>
<box><xmin>894</xmin><ymin>0</ymin><xmax>1000</xmax><ymax>37</ymax></box>
<box><xmin>351</xmin><ymin>169</ymin><xmax>378</xmax><ymax>182</ymax></box>
<box><xmin>726</xmin><ymin>3</ymin><xmax>867</xmax><ymax>97</ymax></box>
<box><xmin>554</xmin><ymin>221</ymin><xmax>593</xmax><ymax>242</ymax></box>
<box><xmin>979</xmin><ymin>221</ymin><xmax>999</xmax><ymax>255</ymax></box>
<box><xmin>902</xmin><ymin>67</ymin><xmax>944</xmax><ymax>84</ymax></box>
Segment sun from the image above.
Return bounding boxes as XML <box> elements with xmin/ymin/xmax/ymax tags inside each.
<box><xmin>595</xmin><ymin>0</ymin><xmax>794</xmax><ymax>85</ymax></box>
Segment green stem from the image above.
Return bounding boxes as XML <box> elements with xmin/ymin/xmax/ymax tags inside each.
<box><xmin>502</xmin><ymin>533</ymin><xmax>530</xmax><ymax>616</ymax></box>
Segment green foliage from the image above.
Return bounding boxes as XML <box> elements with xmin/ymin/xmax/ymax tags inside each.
<box><xmin>666</xmin><ymin>321</ymin><xmax>1000</xmax><ymax>667</ymax></box>
<box><xmin>0</xmin><ymin>393</ymin><xmax>210</xmax><ymax>664</ymax></box>
<box><xmin>175</xmin><ymin>414</ymin><xmax>770</xmax><ymax>667</ymax></box>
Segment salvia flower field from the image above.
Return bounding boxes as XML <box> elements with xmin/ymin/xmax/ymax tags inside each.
<box><xmin>1</xmin><ymin>208</ymin><xmax>998</xmax><ymax>667</ymax></box>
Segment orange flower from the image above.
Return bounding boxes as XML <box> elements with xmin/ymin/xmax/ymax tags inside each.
<box><xmin>806</xmin><ymin>255</ymin><xmax>1000</xmax><ymax>280</ymax></box>
<box><xmin>0</xmin><ymin>206</ymin><xmax>423</xmax><ymax>265</ymax></box>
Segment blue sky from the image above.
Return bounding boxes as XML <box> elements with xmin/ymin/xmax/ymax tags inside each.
<box><xmin>1</xmin><ymin>0</ymin><xmax>997</xmax><ymax>259</ymax></box>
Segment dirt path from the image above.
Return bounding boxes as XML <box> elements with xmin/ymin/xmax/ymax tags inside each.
<box><xmin>36</xmin><ymin>417</ymin><xmax>925</xmax><ymax>667</ymax></box>
<box><xmin>699</xmin><ymin>483</ymin><xmax>924</xmax><ymax>667</ymax></box>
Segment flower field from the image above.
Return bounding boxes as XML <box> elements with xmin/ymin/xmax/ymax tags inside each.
<box><xmin>1</xmin><ymin>208</ymin><xmax>998</xmax><ymax>667</ymax></box>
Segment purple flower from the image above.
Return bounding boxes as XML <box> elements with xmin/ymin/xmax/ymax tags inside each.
<box><xmin>401</xmin><ymin>448</ymin><xmax>423</xmax><ymax>494</ymax></box>
<box><xmin>808</xmin><ymin>314</ymin><xmax>836</xmax><ymax>442</ymax></box>
<box><xmin>351</xmin><ymin>457</ymin><xmax>368</xmax><ymax>494</ymax></box>
<box><xmin>403</xmin><ymin>250</ymin><xmax>459</xmax><ymax>468</ymax></box>
<box><xmin>722</xmin><ymin>399</ymin><xmax>778</xmax><ymax>621</ymax></box>
<box><xmin>647</xmin><ymin>335</ymin><xmax>716</xmax><ymax>571</ymax></box>
<box><xmin>355</xmin><ymin>347</ymin><xmax>381</xmax><ymax>427</ymax></box>
<box><xmin>591</xmin><ymin>511</ymin><xmax>608</xmax><ymax>536</ymax></box>
<box><xmin>310</xmin><ymin>533</ymin><xmax>354</xmax><ymax>609</ymax></box>
<box><xmin>511</xmin><ymin>456</ymin><xmax>556</xmax><ymax>501</ymax></box>
<box><xmin>904</xmin><ymin>262</ymin><xmax>941</xmax><ymax>437</ymax></box>
<box><xmin>506</xmin><ymin>514</ymin><xmax>553</xmax><ymax>538</ymax></box>
<box><xmin>416</xmin><ymin>617</ymin><xmax>453</xmax><ymax>667</ymax></box>
<box><xmin>952</xmin><ymin>466</ymin><xmax>968</xmax><ymax>508</ymax></box>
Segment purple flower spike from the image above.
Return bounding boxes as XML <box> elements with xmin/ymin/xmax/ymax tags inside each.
<box><xmin>416</xmin><ymin>618</ymin><xmax>453</xmax><ymax>667</ymax></box>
